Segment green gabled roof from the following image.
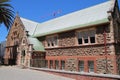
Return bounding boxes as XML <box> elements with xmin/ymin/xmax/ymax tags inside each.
<box><xmin>34</xmin><ymin>18</ymin><xmax>109</xmax><ymax>37</ymax></box>
<box><xmin>33</xmin><ymin>0</ymin><xmax>113</xmax><ymax>37</ymax></box>
<box><xmin>28</xmin><ymin>37</ymin><xmax>45</xmax><ymax>52</ymax></box>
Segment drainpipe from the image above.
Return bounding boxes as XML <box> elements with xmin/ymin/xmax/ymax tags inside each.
<box><xmin>104</xmin><ymin>30</ymin><xmax>108</xmax><ymax>74</ymax></box>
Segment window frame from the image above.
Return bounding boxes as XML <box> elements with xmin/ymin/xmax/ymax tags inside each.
<box><xmin>55</xmin><ymin>60</ymin><xmax>59</xmax><ymax>69</ymax></box>
<box><xmin>78</xmin><ymin>60</ymin><xmax>84</xmax><ymax>72</ymax></box>
<box><xmin>46</xmin><ymin>35</ymin><xmax>58</xmax><ymax>48</ymax></box>
<box><xmin>61</xmin><ymin>60</ymin><xmax>65</xmax><ymax>70</ymax></box>
<box><xmin>50</xmin><ymin>60</ymin><xmax>53</xmax><ymax>69</ymax></box>
<box><xmin>88</xmin><ymin>61</ymin><xmax>94</xmax><ymax>73</ymax></box>
<box><xmin>76</xmin><ymin>28</ymin><xmax>96</xmax><ymax>45</ymax></box>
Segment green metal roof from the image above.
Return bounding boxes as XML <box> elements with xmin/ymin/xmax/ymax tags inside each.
<box><xmin>28</xmin><ymin>37</ymin><xmax>45</xmax><ymax>52</ymax></box>
<box><xmin>33</xmin><ymin>0</ymin><xmax>113</xmax><ymax>37</ymax></box>
<box><xmin>34</xmin><ymin>18</ymin><xmax>108</xmax><ymax>37</ymax></box>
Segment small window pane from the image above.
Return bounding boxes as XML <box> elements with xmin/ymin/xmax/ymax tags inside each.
<box><xmin>51</xmin><ymin>42</ymin><xmax>54</xmax><ymax>46</ymax></box>
<box><xmin>55</xmin><ymin>60</ymin><xmax>59</xmax><ymax>69</ymax></box>
<box><xmin>61</xmin><ymin>61</ymin><xmax>65</xmax><ymax>70</ymax></box>
<box><xmin>84</xmin><ymin>39</ymin><xmax>88</xmax><ymax>43</ymax></box>
<box><xmin>78</xmin><ymin>38</ymin><xmax>82</xmax><ymax>44</ymax></box>
<box><xmin>45</xmin><ymin>60</ymin><xmax>48</xmax><ymax>68</ymax></box>
<box><xmin>90</xmin><ymin>37</ymin><xmax>95</xmax><ymax>43</ymax></box>
<box><xmin>50</xmin><ymin>60</ymin><xmax>53</xmax><ymax>69</ymax></box>
<box><xmin>78</xmin><ymin>61</ymin><xmax>84</xmax><ymax>72</ymax></box>
<box><xmin>54</xmin><ymin>36</ymin><xmax>58</xmax><ymax>46</ymax></box>
<box><xmin>88</xmin><ymin>61</ymin><xmax>94</xmax><ymax>72</ymax></box>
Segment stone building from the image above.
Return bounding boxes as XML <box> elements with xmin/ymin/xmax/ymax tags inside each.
<box><xmin>4</xmin><ymin>16</ymin><xmax>45</xmax><ymax>66</ymax></box>
<box><xmin>4</xmin><ymin>0</ymin><xmax>120</xmax><ymax>75</ymax></box>
<box><xmin>0</xmin><ymin>41</ymin><xmax>6</xmax><ymax>63</ymax></box>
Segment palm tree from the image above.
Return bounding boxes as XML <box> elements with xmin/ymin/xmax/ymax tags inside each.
<box><xmin>0</xmin><ymin>0</ymin><xmax>14</xmax><ymax>30</ymax></box>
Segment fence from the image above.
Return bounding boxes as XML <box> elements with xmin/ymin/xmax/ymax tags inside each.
<box><xmin>30</xmin><ymin>59</ymin><xmax>47</xmax><ymax>68</ymax></box>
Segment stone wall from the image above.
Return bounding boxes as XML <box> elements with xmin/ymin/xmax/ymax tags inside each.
<box><xmin>96</xmin><ymin>58</ymin><xmax>114</xmax><ymax>74</ymax></box>
<box><xmin>117</xmin><ymin>57</ymin><xmax>120</xmax><ymax>74</ymax></box>
<box><xmin>66</xmin><ymin>58</ymin><xmax>77</xmax><ymax>71</ymax></box>
<box><xmin>112</xmin><ymin>1</ymin><xmax>120</xmax><ymax>75</ymax></box>
<box><xmin>46</xmin><ymin>45</ymin><xmax>115</xmax><ymax>56</ymax></box>
<box><xmin>4</xmin><ymin>16</ymin><xmax>25</xmax><ymax>65</ymax></box>
<box><xmin>59</xmin><ymin>31</ymin><xmax>76</xmax><ymax>47</ymax></box>
<box><xmin>6</xmin><ymin>16</ymin><xmax>24</xmax><ymax>46</ymax></box>
<box><xmin>46</xmin><ymin>44</ymin><xmax>115</xmax><ymax>74</ymax></box>
<box><xmin>96</xmin><ymin>33</ymin><xmax>114</xmax><ymax>44</ymax></box>
<box><xmin>43</xmin><ymin>25</ymin><xmax>116</xmax><ymax>73</ymax></box>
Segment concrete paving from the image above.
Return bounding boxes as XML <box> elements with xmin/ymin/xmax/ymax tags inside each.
<box><xmin>0</xmin><ymin>66</ymin><xmax>74</xmax><ymax>80</ymax></box>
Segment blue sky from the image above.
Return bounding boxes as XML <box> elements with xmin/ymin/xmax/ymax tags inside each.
<box><xmin>0</xmin><ymin>0</ymin><xmax>120</xmax><ymax>42</ymax></box>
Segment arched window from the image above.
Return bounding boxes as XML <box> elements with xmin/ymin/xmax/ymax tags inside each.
<box><xmin>22</xmin><ymin>50</ymin><xmax>25</xmax><ymax>56</ymax></box>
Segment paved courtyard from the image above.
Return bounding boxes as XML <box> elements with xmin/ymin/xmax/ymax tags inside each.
<box><xmin>0</xmin><ymin>66</ymin><xmax>74</xmax><ymax>80</ymax></box>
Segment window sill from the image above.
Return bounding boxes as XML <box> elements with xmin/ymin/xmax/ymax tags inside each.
<box><xmin>45</xmin><ymin>42</ymin><xmax>115</xmax><ymax>50</ymax></box>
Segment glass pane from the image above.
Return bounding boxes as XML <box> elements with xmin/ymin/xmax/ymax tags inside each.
<box><xmin>79</xmin><ymin>61</ymin><xmax>84</xmax><ymax>72</ymax></box>
<box><xmin>78</xmin><ymin>38</ymin><xmax>82</xmax><ymax>44</ymax></box>
<box><xmin>51</xmin><ymin>42</ymin><xmax>54</xmax><ymax>46</ymax></box>
<box><xmin>84</xmin><ymin>39</ymin><xmax>88</xmax><ymax>43</ymax></box>
<box><xmin>90</xmin><ymin>37</ymin><xmax>95</xmax><ymax>43</ymax></box>
<box><xmin>61</xmin><ymin>61</ymin><xmax>65</xmax><ymax>70</ymax></box>
<box><xmin>54</xmin><ymin>36</ymin><xmax>58</xmax><ymax>46</ymax></box>
<box><xmin>55</xmin><ymin>60</ymin><xmax>59</xmax><ymax>69</ymax></box>
<box><xmin>50</xmin><ymin>60</ymin><xmax>53</xmax><ymax>69</ymax></box>
<box><xmin>88</xmin><ymin>61</ymin><xmax>94</xmax><ymax>72</ymax></box>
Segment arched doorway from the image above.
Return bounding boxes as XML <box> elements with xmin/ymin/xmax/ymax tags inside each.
<box><xmin>21</xmin><ymin>50</ymin><xmax>26</xmax><ymax>65</ymax></box>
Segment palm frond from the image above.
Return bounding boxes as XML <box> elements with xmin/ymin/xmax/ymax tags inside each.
<box><xmin>0</xmin><ymin>0</ymin><xmax>14</xmax><ymax>30</ymax></box>
<box><xmin>0</xmin><ymin>0</ymin><xmax>10</xmax><ymax>3</ymax></box>
<box><xmin>0</xmin><ymin>3</ymin><xmax>13</xmax><ymax>9</ymax></box>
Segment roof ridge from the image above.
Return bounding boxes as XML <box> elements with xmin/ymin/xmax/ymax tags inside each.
<box><xmin>32</xmin><ymin>24</ymin><xmax>39</xmax><ymax>37</ymax></box>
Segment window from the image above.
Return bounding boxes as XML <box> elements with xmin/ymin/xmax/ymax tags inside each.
<box><xmin>84</xmin><ymin>38</ymin><xmax>88</xmax><ymax>43</ymax></box>
<box><xmin>55</xmin><ymin>60</ymin><xmax>59</xmax><ymax>69</ymax></box>
<box><xmin>77</xmin><ymin>30</ymin><xmax>95</xmax><ymax>45</ymax></box>
<box><xmin>83</xmin><ymin>32</ymin><xmax>89</xmax><ymax>44</ymax></box>
<box><xmin>78</xmin><ymin>38</ymin><xmax>82</xmax><ymax>44</ymax></box>
<box><xmin>88</xmin><ymin>61</ymin><xmax>94</xmax><ymax>72</ymax></box>
<box><xmin>15</xmin><ymin>23</ymin><xmax>17</xmax><ymax>26</ymax></box>
<box><xmin>90</xmin><ymin>37</ymin><xmax>95</xmax><ymax>43</ymax></box>
<box><xmin>78</xmin><ymin>61</ymin><xmax>84</xmax><ymax>72</ymax></box>
<box><xmin>89</xmin><ymin>30</ymin><xmax>95</xmax><ymax>43</ymax></box>
<box><xmin>61</xmin><ymin>60</ymin><xmax>65</xmax><ymax>70</ymax></box>
<box><xmin>45</xmin><ymin>60</ymin><xmax>48</xmax><ymax>68</ymax></box>
<box><xmin>78</xmin><ymin>32</ymin><xmax>83</xmax><ymax>44</ymax></box>
<box><xmin>50</xmin><ymin>60</ymin><xmax>53</xmax><ymax>69</ymax></box>
<box><xmin>22</xmin><ymin>39</ymin><xmax>26</xmax><ymax>44</ymax></box>
<box><xmin>46</xmin><ymin>35</ymin><xmax>58</xmax><ymax>47</ymax></box>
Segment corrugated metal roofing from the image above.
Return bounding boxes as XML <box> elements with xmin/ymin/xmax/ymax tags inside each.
<box><xmin>28</xmin><ymin>37</ymin><xmax>45</xmax><ymax>52</ymax></box>
<box><xmin>20</xmin><ymin>17</ymin><xmax>39</xmax><ymax>36</ymax></box>
<box><xmin>33</xmin><ymin>0</ymin><xmax>113</xmax><ymax>37</ymax></box>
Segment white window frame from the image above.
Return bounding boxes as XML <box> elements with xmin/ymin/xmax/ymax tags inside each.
<box><xmin>76</xmin><ymin>28</ymin><xmax>96</xmax><ymax>45</ymax></box>
<box><xmin>46</xmin><ymin>35</ymin><xmax>58</xmax><ymax>48</ymax></box>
